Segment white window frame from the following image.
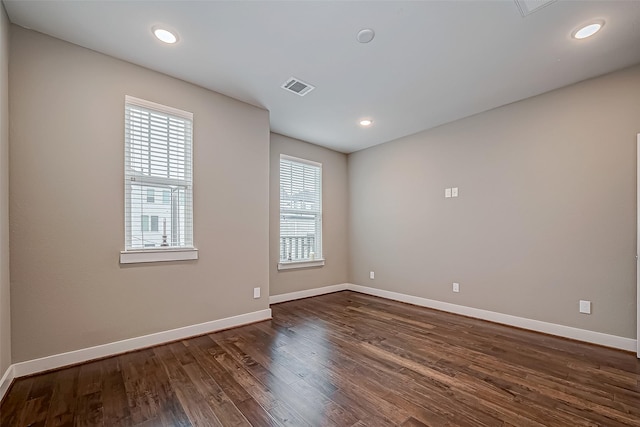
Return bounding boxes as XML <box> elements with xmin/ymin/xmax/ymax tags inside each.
<box><xmin>278</xmin><ymin>154</ymin><xmax>324</xmax><ymax>270</ymax></box>
<box><xmin>120</xmin><ymin>96</ymin><xmax>198</xmax><ymax>264</ymax></box>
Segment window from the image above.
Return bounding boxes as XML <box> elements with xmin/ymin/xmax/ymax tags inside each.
<box><xmin>121</xmin><ymin>96</ymin><xmax>197</xmax><ymax>264</ymax></box>
<box><xmin>278</xmin><ymin>155</ymin><xmax>323</xmax><ymax>269</ymax></box>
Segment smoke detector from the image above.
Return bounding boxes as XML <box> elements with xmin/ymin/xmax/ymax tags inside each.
<box><xmin>281</xmin><ymin>77</ymin><xmax>315</xmax><ymax>96</ymax></box>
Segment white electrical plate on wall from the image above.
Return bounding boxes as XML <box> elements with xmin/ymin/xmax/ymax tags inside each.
<box><xmin>579</xmin><ymin>300</ymin><xmax>591</xmax><ymax>314</ymax></box>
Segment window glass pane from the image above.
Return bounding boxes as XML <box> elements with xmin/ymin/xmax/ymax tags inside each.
<box><xmin>163</xmin><ymin>190</ymin><xmax>170</xmax><ymax>204</ymax></box>
<box><xmin>147</xmin><ymin>188</ymin><xmax>155</xmax><ymax>203</ymax></box>
<box><xmin>127</xmin><ymin>183</ymin><xmax>191</xmax><ymax>249</ymax></box>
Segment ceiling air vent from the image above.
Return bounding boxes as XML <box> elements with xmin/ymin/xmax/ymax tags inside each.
<box><xmin>281</xmin><ymin>77</ymin><xmax>315</xmax><ymax>96</ymax></box>
<box><xmin>514</xmin><ymin>0</ymin><xmax>556</xmax><ymax>17</ymax></box>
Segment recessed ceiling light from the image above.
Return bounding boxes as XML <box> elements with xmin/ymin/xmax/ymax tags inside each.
<box><xmin>153</xmin><ymin>27</ymin><xmax>178</xmax><ymax>44</ymax></box>
<box><xmin>572</xmin><ymin>22</ymin><xmax>603</xmax><ymax>40</ymax></box>
<box><xmin>359</xmin><ymin>119</ymin><xmax>373</xmax><ymax>127</ymax></box>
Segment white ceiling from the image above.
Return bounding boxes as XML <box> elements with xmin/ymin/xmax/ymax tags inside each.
<box><xmin>3</xmin><ymin>1</ymin><xmax>640</xmax><ymax>153</ymax></box>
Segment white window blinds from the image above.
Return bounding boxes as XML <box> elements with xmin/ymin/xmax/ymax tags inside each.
<box><xmin>279</xmin><ymin>155</ymin><xmax>322</xmax><ymax>262</ymax></box>
<box><xmin>124</xmin><ymin>96</ymin><xmax>193</xmax><ymax>250</ymax></box>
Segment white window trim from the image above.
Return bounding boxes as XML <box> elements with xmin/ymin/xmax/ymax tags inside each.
<box><xmin>121</xmin><ymin>96</ymin><xmax>196</xmax><ymax>263</ymax></box>
<box><xmin>120</xmin><ymin>248</ymin><xmax>198</xmax><ymax>264</ymax></box>
<box><xmin>280</xmin><ymin>154</ymin><xmax>322</xmax><ymax>168</ymax></box>
<box><xmin>279</xmin><ymin>154</ymin><xmax>323</xmax><ymax>267</ymax></box>
<box><xmin>278</xmin><ymin>259</ymin><xmax>325</xmax><ymax>270</ymax></box>
<box><xmin>125</xmin><ymin>95</ymin><xmax>193</xmax><ymax>120</ymax></box>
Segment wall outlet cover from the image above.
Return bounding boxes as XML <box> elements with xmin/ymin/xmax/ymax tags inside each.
<box><xmin>253</xmin><ymin>287</ymin><xmax>261</xmax><ymax>299</ymax></box>
<box><xmin>579</xmin><ymin>300</ymin><xmax>591</xmax><ymax>314</ymax></box>
<box><xmin>453</xmin><ymin>282</ymin><xmax>460</xmax><ymax>293</ymax></box>
<box><xmin>445</xmin><ymin>188</ymin><xmax>452</xmax><ymax>198</ymax></box>
<box><xmin>370</xmin><ymin>271</ymin><xmax>375</xmax><ymax>279</ymax></box>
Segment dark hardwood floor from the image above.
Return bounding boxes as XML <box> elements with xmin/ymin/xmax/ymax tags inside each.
<box><xmin>2</xmin><ymin>290</ymin><xmax>640</xmax><ymax>426</ymax></box>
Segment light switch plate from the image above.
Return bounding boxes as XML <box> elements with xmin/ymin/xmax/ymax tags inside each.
<box><xmin>452</xmin><ymin>187</ymin><xmax>459</xmax><ymax>197</ymax></box>
<box><xmin>445</xmin><ymin>188</ymin><xmax>452</xmax><ymax>198</ymax></box>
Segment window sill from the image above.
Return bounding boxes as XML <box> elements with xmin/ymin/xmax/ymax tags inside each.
<box><xmin>120</xmin><ymin>248</ymin><xmax>199</xmax><ymax>264</ymax></box>
<box><xmin>278</xmin><ymin>259</ymin><xmax>325</xmax><ymax>271</ymax></box>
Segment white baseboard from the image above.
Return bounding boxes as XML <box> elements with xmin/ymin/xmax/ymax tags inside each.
<box><xmin>270</xmin><ymin>283</ymin><xmax>637</xmax><ymax>351</ymax></box>
<box><xmin>0</xmin><ymin>364</ymin><xmax>15</xmax><ymax>402</ymax></box>
<box><xmin>348</xmin><ymin>284</ymin><xmax>637</xmax><ymax>352</ymax></box>
<box><xmin>269</xmin><ymin>283</ymin><xmax>349</xmax><ymax>304</ymax></box>
<box><xmin>2</xmin><ymin>281</ymin><xmax>636</xmax><ymax>400</ymax></box>
<box><xmin>9</xmin><ymin>308</ymin><xmax>272</xmax><ymax>381</ymax></box>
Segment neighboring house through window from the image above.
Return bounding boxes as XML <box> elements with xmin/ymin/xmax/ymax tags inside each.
<box><xmin>278</xmin><ymin>154</ymin><xmax>323</xmax><ymax>269</ymax></box>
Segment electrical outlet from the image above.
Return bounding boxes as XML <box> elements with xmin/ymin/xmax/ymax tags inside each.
<box><xmin>579</xmin><ymin>300</ymin><xmax>591</xmax><ymax>314</ymax></box>
<box><xmin>253</xmin><ymin>287</ymin><xmax>261</xmax><ymax>299</ymax></box>
<box><xmin>370</xmin><ymin>271</ymin><xmax>375</xmax><ymax>280</ymax></box>
<box><xmin>451</xmin><ymin>187</ymin><xmax>459</xmax><ymax>197</ymax></box>
<box><xmin>445</xmin><ymin>188</ymin><xmax>452</xmax><ymax>198</ymax></box>
<box><xmin>453</xmin><ymin>282</ymin><xmax>460</xmax><ymax>293</ymax></box>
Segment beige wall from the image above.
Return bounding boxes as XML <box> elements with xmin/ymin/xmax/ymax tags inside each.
<box><xmin>9</xmin><ymin>26</ymin><xmax>270</xmax><ymax>362</ymax></box>
<box><xmin>0</xmin><ymin>5</ymin><xmax>10</xmax><ymax>375</ymax></box>
<box><xmin>349</xmin><ymin>64</ymin><xmax>640</xmax><ymax>339</ymax></box>
<box><xmin>5</xmin><ymin>20</ymin><xmax>638</xmax><ymax>367</ymax></box>
<box><xmin>270</xmin><ymin>133</ymin><xmax>348</xmax><ymax>296</ymax></box>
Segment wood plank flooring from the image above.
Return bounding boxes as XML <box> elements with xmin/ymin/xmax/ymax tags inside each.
<box><xmin>1</xmin><ymin>290</ymin><xmax>639</xmax><ymax>426</ymax></box>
